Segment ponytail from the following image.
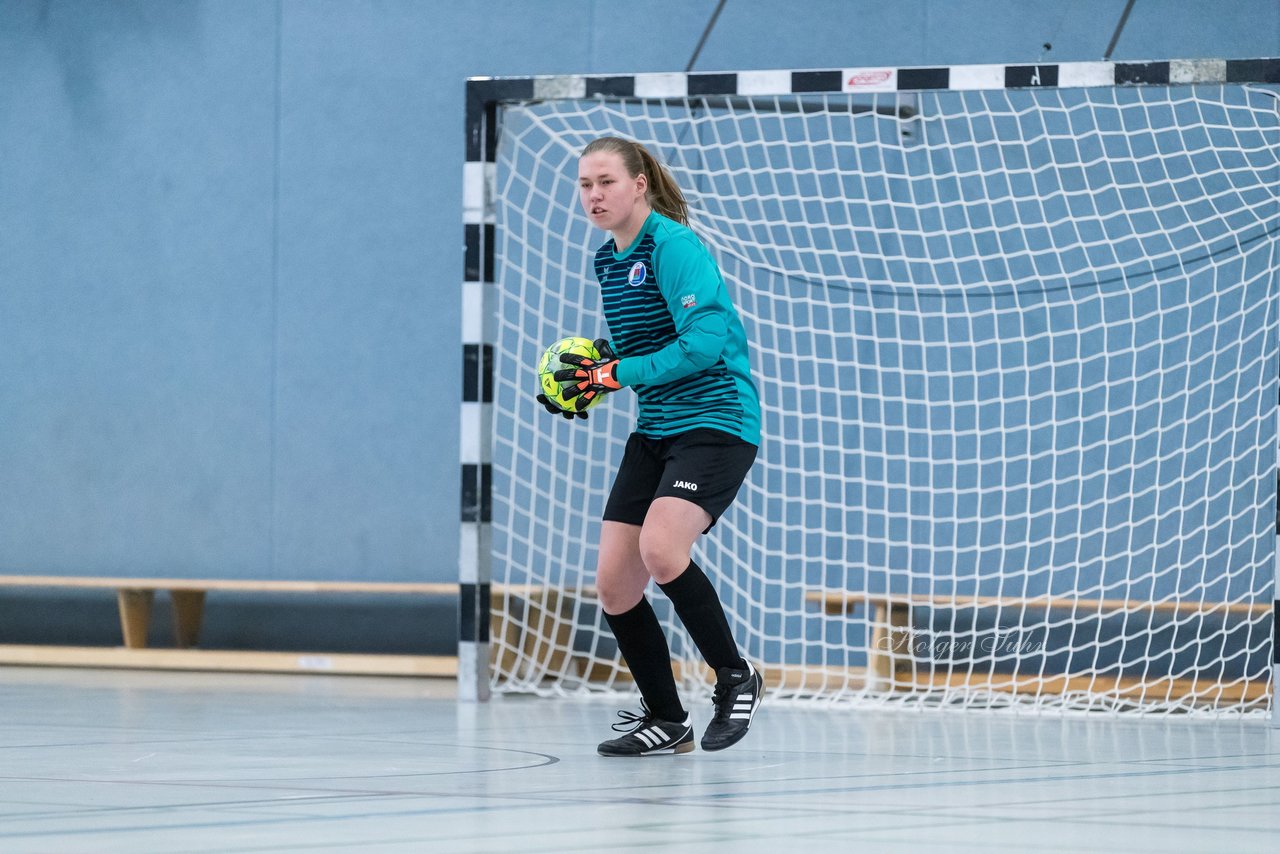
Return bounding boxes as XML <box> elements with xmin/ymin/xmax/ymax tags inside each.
<box><xmin>581</xmin><ymin>136</ymin><xmax>689</xmax><ymax>226</ymax></box>
<box><xmin>635</xmin><ymin>145</ymin><xmax>688</xmax><ymax>226</ymax></box>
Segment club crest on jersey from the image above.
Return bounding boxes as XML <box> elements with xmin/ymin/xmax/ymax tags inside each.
<box><xmin>627</xmin><ymin>262</ymin><xmax>647</xmax><ymax>286</ymax></box>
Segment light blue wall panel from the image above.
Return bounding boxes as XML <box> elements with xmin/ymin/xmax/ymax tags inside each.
<box><xmin>0</xmin><ymin>0</ymin><xmax>1276</xmax><ymax>595</ymax></box>
<box><xmin>0</xmin><ymin>1</ymin><xmax>277</xmax><ymax>577</ymax></box>
<box><xmin>270</xmin><ymin>5</ymin><xmax>449</xmax><ymax>580</ymax></box>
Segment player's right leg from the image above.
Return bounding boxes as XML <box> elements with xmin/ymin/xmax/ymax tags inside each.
<box><xmin>595</xmin><ymin>522</ymin><xmax>692</xmax><ymax>756</ymax></box>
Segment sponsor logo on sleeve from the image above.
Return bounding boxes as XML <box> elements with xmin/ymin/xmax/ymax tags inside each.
<box><xmin>680</xmin><ymin>294</ymin><xmax>697</xmax><ymax>309</ymax></box>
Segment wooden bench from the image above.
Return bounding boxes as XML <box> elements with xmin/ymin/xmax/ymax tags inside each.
<box><xmin>0</xmin><ymin>575</ymin><xmax>610</xmax><ymax>680</ymax></box>
<box><xmin>805</xmin><ymin>589</ymin><xmax>1273</xmax><ymax>703</ymax></box>
<box><xmin>0</xmin><ymin>575</ymin><xmax>468</xmax><ymax>676</ymax></box>
<box><xmin>3</xmin><ymin>575</ymin><xmax>1263</xmax><ymax>703</ymax></box>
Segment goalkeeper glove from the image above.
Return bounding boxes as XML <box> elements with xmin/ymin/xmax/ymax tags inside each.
<box><xmin>555</xmin><ymin>338</ymin><xmax>621</xmax><ymax>412</ymax></box>
<box><xmin>536</xmin><ymin>392</ymin><xmax>588</xmax><ymax>420</ymax></box>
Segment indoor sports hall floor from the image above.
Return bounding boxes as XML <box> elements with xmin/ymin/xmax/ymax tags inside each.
<box><xmin>1</xmin><ymin>666</ymin><xmax>1277</xmax><ymax>853</ymax></box>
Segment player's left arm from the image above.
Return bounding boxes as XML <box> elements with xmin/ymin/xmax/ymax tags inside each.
<box><xmin>613</xmin><ymin>234</ymin><xmax>729</xmax><ymax>387</ymax></box>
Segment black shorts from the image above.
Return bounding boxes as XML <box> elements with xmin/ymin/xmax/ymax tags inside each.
<box><xmin>602</xmin><ymin>428</ymin><xmax>758</xmax><ymax>532</ymax></box>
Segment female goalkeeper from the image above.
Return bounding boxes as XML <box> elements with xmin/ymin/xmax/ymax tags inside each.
<box><xmin>537</xmin><ymin>136</ymin><xmax>763</xmax><ymax>757</ymax></box>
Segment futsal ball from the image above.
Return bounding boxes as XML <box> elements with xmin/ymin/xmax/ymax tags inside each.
<box><xmin>538</xmin><ymin>336</ymin><xmax>604</xmax><ymax>412</ymax></box>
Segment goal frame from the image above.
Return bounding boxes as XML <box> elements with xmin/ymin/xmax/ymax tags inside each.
<box><xmin>458</xmin><ymin>56</ymin><xmax>1280</xmax><ymax>720</ymax></box>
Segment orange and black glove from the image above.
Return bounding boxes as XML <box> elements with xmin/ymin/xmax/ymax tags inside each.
<box><xmin>535</xmin><ymin>392</ymin><xmax>587</xmax><ymax>420</ymax></box>
<box><xmin>554</xmin><ymin>339</ymin><xmax>621</xmax><ymax>412</ymax></box>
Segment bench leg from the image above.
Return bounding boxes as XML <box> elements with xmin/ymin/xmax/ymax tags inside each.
<box><xmin>170</xmin><ymin>591</ymin><xmax>207</xmax><ymax>648</ymax></box>
<box><xmin>116</xmin><ymin>589</ymin><xmax>155</xmax><ymax>649</ymax></box>
<box><xmin>514</xmin><ymin>588</ymin><xmax>576</xmax><ymax>676</ymax></box>
<box><xmin>490</xmin><ymin>589</ymin><xmax>522</xmax><ymax>677</ymax></box>
<box><xmin>489</xmin><ymin>589</ymin><xmax>584</xmax><ymax>682</ymax></box>
<box><xmin>527</xmin><ymin>589</ymin><xmax>574</xmax><ymax>675</ymax></box>
<box><xmin>868</xmin><ymin>602</ymin><xmax>913</xmax><ymax>691</ymax></box>
<box><xmin>886</xmin><ymin>602</ymin><xmax>914</xmax><ymax>680</ymax></box>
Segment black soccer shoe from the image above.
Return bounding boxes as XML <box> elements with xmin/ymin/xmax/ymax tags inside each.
<box><xmin>701</xmin><ymin>661</ymin><xmax>764</xmax><ymax>751</ymax></box>
<box><xmin>597</xmin><ymin>705</ymin><xmax>694</xmax><ymax>757</ymax></box>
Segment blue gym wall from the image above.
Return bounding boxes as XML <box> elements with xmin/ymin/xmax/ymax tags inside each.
<box><xmin>1</xmin><ymin>0</ymin><xmax>1277</xmax><ymax>651</ymax></box>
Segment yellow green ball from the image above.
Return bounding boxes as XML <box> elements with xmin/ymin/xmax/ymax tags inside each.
<box><xmin>538</xmin><ymin>336</ymin><xmax>604</xmax><ymax>412</ymax></box>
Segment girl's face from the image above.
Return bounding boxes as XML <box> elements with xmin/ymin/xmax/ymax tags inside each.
<box><xmin>578</xmin><ymin>151</ymin><xmax>648</xmax><ymax>234</ymax></box>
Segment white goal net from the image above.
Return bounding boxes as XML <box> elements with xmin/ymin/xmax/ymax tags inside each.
<box><xmin>486</xmin><ymin>78</ymin><xmax>1279</xmax><ymax>715</ymax></box>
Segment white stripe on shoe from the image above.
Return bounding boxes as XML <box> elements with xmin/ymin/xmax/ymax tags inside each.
<box><xmin>731</xmin><ymin>678</ymin><xmax>762</xmax><ymax>720</ymax></box>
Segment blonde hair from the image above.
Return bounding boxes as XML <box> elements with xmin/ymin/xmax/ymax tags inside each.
<box><xmin>581</xmin><ymin>136</ymin><xmax>688</xmax><ymax>226</ymax></box>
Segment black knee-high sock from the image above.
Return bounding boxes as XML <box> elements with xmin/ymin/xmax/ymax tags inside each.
<box><xmin>658</xmin><ymin>561</ymin><xmax>747</xmax><ymax>673</ymax></box>
<box><xmin>602</xmin><ymin>598</ymin><xmax>686</xmax><ymax>722</ymax></box>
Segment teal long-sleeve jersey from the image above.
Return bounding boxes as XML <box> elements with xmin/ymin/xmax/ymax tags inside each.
<box><xmin>594</xmin><ymin>211</ymin><xmax>762</xmax><ymax>445</ymax></box>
